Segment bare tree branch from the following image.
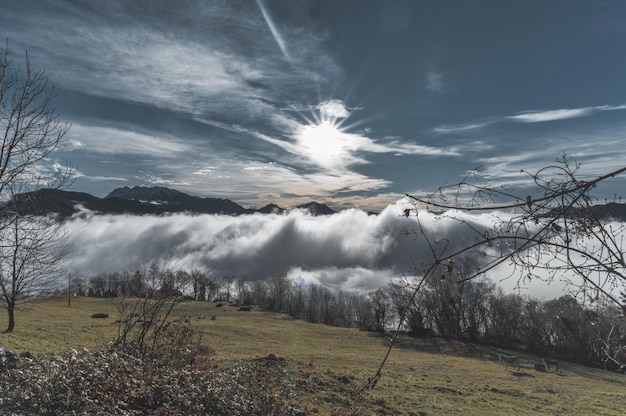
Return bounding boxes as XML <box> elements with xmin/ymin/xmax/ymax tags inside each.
<box><xmin>362</xmin><ymin>156</ymin><xmax>626</xmax><ymax>392</ymax></box>
<box><xmin>405</xmin><ymin>157</ymin><xmax>626</xmax><ymax>306</ymax></box>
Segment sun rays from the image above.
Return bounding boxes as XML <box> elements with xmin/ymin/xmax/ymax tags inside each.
<box><xmin>292</xmin><ymin>99</ymin><xmax>360</xmax><ymax>170</ymax></box>
<box><xmin>296</xmin><ymin>119</ymin><xmax>348</xmax><ymax>169</ymax></box>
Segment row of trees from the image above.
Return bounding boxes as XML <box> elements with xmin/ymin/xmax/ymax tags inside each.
<box><xmin>72</xmin><ymin>268</ymin><xmax>363</xmax><ymax>327</ymax></box>
<box><xmin>70</xmin><ymin>257</ymin><xmax>626</xmax><ymax>368</ymax></box>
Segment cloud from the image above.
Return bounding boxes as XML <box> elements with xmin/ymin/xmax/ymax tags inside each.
<box><xmin>425</xmin><ymin>71</ymin><xmax>445</xmax><ymax>92</ymax></box>
<box><xmin>1</xmin><ymin>0</ymin><xmax>339</xmax><ymax>124</ymax></box>
<box><xmin>65</xmin><ymin>202</ymin><xmax>499</xmax><ymax>293</ymax></box>
<box><xmin>223</xmin><ymin>98</ymin><xmax>462</xmax><ymax>175</ymax></box>
<box><xmin>477</xmin><ymin>132</ymin><xmax>626</xmax><ymax>177</ymax></box>
<box><xmin>432</xmin><ymin>121</ymin><xmax>496</xmax><ymax>134</ymax></box>
<box><xmin>379</xmin><ymin>137</ymin><xmax>461</xmax><ymax>156</ymax></box>
<box><xmin>72</xmin><ymin>168</ymin><xmax>129</xmax><ymax>183</ymax></box>
<box><xmin>433</xmin><ymin>104</ymin><xmax>626</xmax><ymax>134</ymax></box>
<box><xmin>142</xmin><ymin>154</ymin><xmax>395</xmax><ymax>210</ymax></box>
<box><xmin>69</xmin><ymin>124</ymin><xmax>190</xmax><ymax>157</ymax></box>
<box><xmin>507</xmin><ymin>108</ymin><xmax>595</xmax><ymax>123</ymax></box>
<box><xmin>256</xmin><ymin>0</ymin><xmax>292</xmax><ymax>62</ymax></box>
<box><xmin>508</xmin><ymin>104</ymin><xmax>626</xmax><ymax>123</ymax></box>
<box><xmin>0</xmin><ymin>1</ymin><xmax>466</xmax><ymax>210</ymax></box>
<box><xmin>318</xmin><ymin>99</ymin><xmax>351</xmax><ymax>119</ymax></box>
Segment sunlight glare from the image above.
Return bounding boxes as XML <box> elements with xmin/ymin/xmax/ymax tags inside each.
<box><xmin>297</xmin><ymin>120</ymin><xmax>347</xmax><ymax>168</ymax></box>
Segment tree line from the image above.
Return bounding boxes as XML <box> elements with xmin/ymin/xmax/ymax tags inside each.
<box><xmin>69</xmin><ymin>256</ymin><xmax>626</xmax><ymax>369</ymax></box>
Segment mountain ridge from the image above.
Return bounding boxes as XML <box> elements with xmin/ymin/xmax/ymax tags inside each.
<box><xmin>9</xmin><ymin>186</ymin><xmax>337</xmax><ymax>218</ymax></box>
<box><xmin>8</xmin><ymin>186</ymin><xmax>626</xmax><ymax>221</ymax></box>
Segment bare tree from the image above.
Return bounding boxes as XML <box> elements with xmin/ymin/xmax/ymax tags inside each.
<box><xmin>362</xmin><ymin>157</ymin><xmax>626</xmax><ymax>391</ymax></box>
<box><xmin>267</xmin><ymin>274</ymin><xmax>290</xmax><ymax>312</ymax></box>
<box><xmin>369</xmin><ymin>288</ymin><xmax>393</xmax><ymax>333</ymax></box>
<box><xmin>0</xmin><ymin>213</ymin><xmax>67</xmax><ymax>332</ymax></box>
<box><xmin>190</xmin><ymin>269</ymin><xmax>207</xmax><ymax>301</ymax></box>
<box><xmin>222</xmin><ymin>275</ymin><xmax>235</xmax><ymax>302</ymax></box>
<box><xmin>0</xmin><ymin>42</ymin><xmax>72</xmax><ymax>332</ymax></box>
<box><xmin>234</xmin><ymin>278</ymin><xmax>250</xmax><ymax>305</ymax></box>
<box><xmin>486</xmin><ymin>288</ymin><xmax>525</xmax><ymax>346</ymax></box>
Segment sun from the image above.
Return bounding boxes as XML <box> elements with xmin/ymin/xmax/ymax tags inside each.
<box><xmin>297</xmin><ymin>120</ymin><xmax>347</xmax><ymax>167</ymax></box>
<box><xmin>291</xmin><ymin>99</ymin><xmax>369</xmax><ymax>170</ymax></box>
<box><xmin>295</xmin><ymin>99</ymin><xmax>354</xmax><ymax>169</ymax></box>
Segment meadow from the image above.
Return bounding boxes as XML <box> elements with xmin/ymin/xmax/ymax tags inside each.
<box><xmin>1</xmin><ymin>296</ymin><xmax>626</xmax><ymax>415</ymax></box>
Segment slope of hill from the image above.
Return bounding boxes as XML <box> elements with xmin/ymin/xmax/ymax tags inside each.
<box><xmin>1</xmin><ymin>297</ymin><xmax>625</xmax><ymax>415</ymax></box>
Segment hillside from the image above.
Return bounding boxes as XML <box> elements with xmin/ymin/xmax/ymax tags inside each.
<box><xmin>1</xmin><ymin>297</ymin><xmax>625</xmax><ymax>415</ymax></box>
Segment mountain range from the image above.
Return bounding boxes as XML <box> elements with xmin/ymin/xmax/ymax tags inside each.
<box><xmin>6</xmin><ymin>185</ymin><xmax>626</xmax><ymax>222</ymax></box>
<box><xmin>10</xmin><ymin>186</ymin><xmax>337</xmax><ymax>218</ymax></box>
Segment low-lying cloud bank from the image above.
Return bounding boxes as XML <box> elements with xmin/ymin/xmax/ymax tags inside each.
<box><xmin>65</xmin><ymin>202</ymin><xmax>499</xmax><ymax>292</ymax></box>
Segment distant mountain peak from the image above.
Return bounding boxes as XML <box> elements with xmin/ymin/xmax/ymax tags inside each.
<box><xmin>257</xmin><ymin>203</ymin><xmax>286</xmax><ymax>215</ymax></box>
<box><xmin>295</xmin><ymin>201</ymin><xmax>336</xmax><ymax>216</ymax></box>
<box><xmin>105</xmin><ymin>186</ymin><xmax>188</xmax><ymax>202</ymax></box>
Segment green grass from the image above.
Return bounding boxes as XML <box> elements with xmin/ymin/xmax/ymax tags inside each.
<box><xmin>2</xmin><ymin>296</ymin><xmax>626</xmax><ymax>415</ymax></box>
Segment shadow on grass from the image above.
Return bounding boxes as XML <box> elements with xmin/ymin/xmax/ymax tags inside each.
<box><xmin>389</xmin><ymin>333</ymin><xmax>509</xmax><ymax>363</ymax></box>
<box><xmin>560</xmin><ymin>363</ymin><xmax>626</xmax><ymax>385</ymax></box>
<box><xmin>511</xmin><ymin>371</ymin><xmax>535</xmax><ymax>378</ymax></box>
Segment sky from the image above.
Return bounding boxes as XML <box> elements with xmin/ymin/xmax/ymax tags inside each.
<box><xmin>2</xmin><ymin>0</ymin><xmax>626</xmax><ymax>297</ymax></box>
<box><xmin>2</xmin><ymin>0</ymin><xmax>626</xmax><ymax>211</ymax></box>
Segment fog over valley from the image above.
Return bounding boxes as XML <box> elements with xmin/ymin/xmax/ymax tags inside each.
<box><xmin>64</xmin><ymin>201</ymin><xmax>569</xmax><ymax>297</ymax></box>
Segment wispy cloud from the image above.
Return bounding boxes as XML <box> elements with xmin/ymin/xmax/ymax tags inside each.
<box><xmin>507</xmin><ymin>108</ymin><xmax>594</xmax><ymax>123</ymax></box>
<box><xmin>2</xmin><ymin>0</ymin><xmax>337</xmax><ymax>122</ymax></box>
<box><xmin>433</xmin><ymin>104</ymin><xmax>626</xmax><ymax>134</ymax></box>
<box><xmin>509</xmin><ymin>104</ymin><xmax>626</xmax><ymax>123</ymax></box>
<box><xmin>256</xmin><ymin>0</ymin><xmax>291</xmax><ymax>62</ymax></box>
<box><xmin>378</xmin><ymin>137</ymin><xmax>460</xmax><ymax>156</ymax></box>
<box><xmin>475</xmin><ymin>132</ymin><xmax>626</xmax><ymax>188</ymax></box>
<box><xmin>69</xmin><ymin>124</ymin><xmax>190</xmax><ymax>157</ymax></box>
<box><xmin>432</xmin><ymin>120</ymin><xmax>496</xmax><ymax>134</ymax></box>
<box><xmin>425</xmin><ymin>71</ymin><xmax>445</xmax><ymax>92</ymax></box>
<box><xmin>72</xmin><ymin>168</ymin><xmax>129</xmax><ymax>183</ymax></box>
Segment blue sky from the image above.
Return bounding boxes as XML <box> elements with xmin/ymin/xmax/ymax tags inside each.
<box><xmin>2</xmin><ymin>0</ymin><xmax>626</xmax><ymax>211</ymax></box>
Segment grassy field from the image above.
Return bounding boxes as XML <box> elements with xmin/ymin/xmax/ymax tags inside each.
<box><xmin>1</xmin><ymin>296</ymin><xmax>626</xmax><ymax>415</ymax></box>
